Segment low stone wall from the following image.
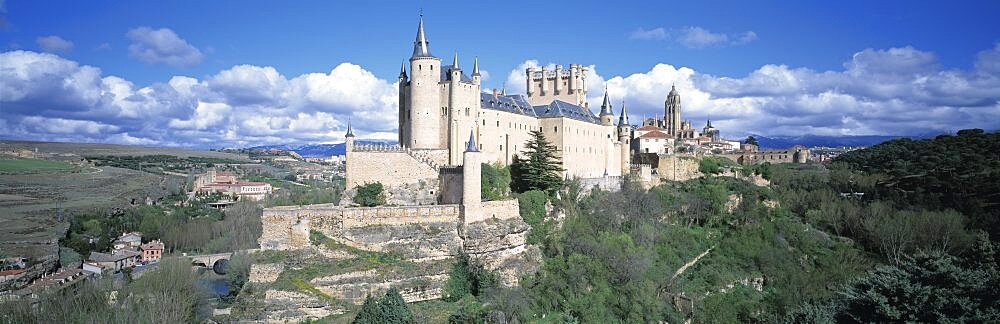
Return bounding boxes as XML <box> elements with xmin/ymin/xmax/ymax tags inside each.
<box><xmin>480</xmin><ymin>199</ymin><xmax>520</xmax><ymax>221</ymax></box>
<box><xmin>578</xmin><ymin>176</ymin><xmax>623</xmax><ymax>192</ymax></box>
<box><xmin>656</xmin><ymin>155</ymin><xmax>702</xmax><ymax>182</ymax></box>
<box><xmin>260</xmin><ymin>204</ymin><xmax>461</xmax><ymax>250</ymax></box>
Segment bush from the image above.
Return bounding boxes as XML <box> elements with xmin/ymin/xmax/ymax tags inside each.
<box><xmin>516</xmin><ymin>190</ymin><xmax>550</xmax><ymax>245</ymax></box>
<box><xmin>352</xmin><ymin>287</ymin><xmax>414</xmax><ymax>324</ymax></box>
<box><xmin>353</xmin><ymin>182</ymin><xmax>386</xmax><ymax>207</ymax></box>
<box><xmin>698</xmin><ymin>156</ymin><xmax>732</xmax><ymax>175</ymax></box>
<box><xmin>443</xmin><ymin>254</ymin><xmax>499</xmax><ymax>302</ymax></box>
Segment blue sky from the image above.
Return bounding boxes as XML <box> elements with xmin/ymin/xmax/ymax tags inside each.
<box><xmin>1</xmin><ymin>0</ymin><xmax>999</xmax><ymax>147</ymax></box>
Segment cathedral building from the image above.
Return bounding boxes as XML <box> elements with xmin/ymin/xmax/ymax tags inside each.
<box><xmin>395</xmin><ymin>16</ymin><xmax>631</xmax><ymax>178</ymax></box>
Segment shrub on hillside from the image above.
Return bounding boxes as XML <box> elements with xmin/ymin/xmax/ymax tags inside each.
<box><xmin>352</xmin><ymin>287</ymin><xmax>413</xmax><ymax>324</ymax></box>
<box><xmin>353</xmin><ymin>182</ymin><xmax>386</xmax><ymax>207</ymax></box>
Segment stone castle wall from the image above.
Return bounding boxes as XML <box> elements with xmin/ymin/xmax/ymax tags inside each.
<box><xmin>480</xmin><ymin>199</ymin><xmax>521</xmax><ymax>221</ymax></box>
<box><xmin>344</xmin><ymin>148</ymin><xmax>442</xmax><ymax>205</ymax></box>
<box><xmin>259</xmin><ymin>203</ymin><xmax>461</xmax><ymax>250</ymax></box>
<box><xmin>657</xmin><ymin>155</ymin><xmax>702</xmax><ymax>182</ymax></box>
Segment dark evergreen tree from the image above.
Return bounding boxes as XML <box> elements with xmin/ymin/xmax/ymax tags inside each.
<box><xmin>510</xmin><ymin>130</ymin><xmax>564</xmax><ymax>194</ymax></box>
<box><xmin>379</xmin><ymin>288</ymin><xmax>414</xmax><ymax>324</ymax></box>
<box><xmin>352</xmin><ymin>288</ymin><xmax>414</xmax><ymax>324</ymax></box>
<box><xmin>745</xmin><ymin>135</ymin><xmax>758</xmax><ymax>146</ymax></box>
<box><xmin>352</xmin><ymin>295</ymin><xmax>380</xmax><ymax>324</ymax></box>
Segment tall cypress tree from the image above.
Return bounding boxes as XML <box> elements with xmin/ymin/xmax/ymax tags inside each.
<box><xmin>510</xmin><ymin>130</ymin><xmax>564</xmax><ymax>194</ymax></box>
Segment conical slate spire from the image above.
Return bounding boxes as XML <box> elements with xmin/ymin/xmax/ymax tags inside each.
<box><xmin>412</xmin><ymin>14</ymin><xmax>432</xmax><ymax>58</ymax></box>
<box><xmin>500</xmin><ymin>86</ymin><xmax>506</xmax><ymax>96</ymax></box>
<box><xmin>472</xmin><ymin>57</ymin><xmax>480</xmax><ymax>75</ymax></box>
<box><xmin>465</xmin><ymin>129</ymin><xmax>478</xmax><ymax>152</ymax></box>
<box><xmin>345</xmin><ymin>119</ymin><xmax>355</xmax><ymax>138</ymax></box>
<box><xmin>399</xmin><ymin>61</ymin><xmax>407</xmax><ymax>78</ymax></box>
<box><xmin>452</xmin><ymin>52</ymin><xmax>460</xmax><ymax>70</ymax></box>
<box><xmin>618</xmin><ymin>100</ymin><xmax>630</xmax><ymax>126</ymax></box>
<box><xmin>599</xmin><ymin>87</ymin><xmax>613</xmax><ymax>116</ymax></box>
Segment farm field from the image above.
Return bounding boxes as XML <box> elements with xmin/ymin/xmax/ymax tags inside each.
<box><xmin>0</xmin><ymin>158</ymin><xmax>77</xmax><ymax>174</ymax></box>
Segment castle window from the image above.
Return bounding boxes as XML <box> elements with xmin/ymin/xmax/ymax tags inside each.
<box><xmin>497</xmin><ymin>121</ymin><xmax>499</xmax><ymax>127</ymax></box>
<box><xmin>419</xmin><ymin>65</ymin><xmax>422</xmax><ymax>70</ymax></box>
<box><xmin>430</xmin><ymin>65</ymin><xmax>433</xmax><ymax>70</ymax></box>
<box><xmin>500</xmin><ymin>144</ymin><xmax>503</xmax><ymax>150</ymax></box>
<box><xmin>554</xmin><ymin>126</ymin><xmax>558</xmax><ymax>132</ymax></box>
<box><xmin>483</xmin><ymin>120</ymin><xmax>486</xmax><ymax>126</ymax></box>
<box><xmin>465</xmin><ymin>108</ymin><xmax>469</xmax><ymax>116</ymax></box>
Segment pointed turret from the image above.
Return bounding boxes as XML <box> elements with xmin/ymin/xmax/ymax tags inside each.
<box><xmin>599</xmin><ymin>88</ymin><xmax>613</xmax><ymax>116</ymax></box>
<box><xmin>345</xmin><ymin>119</ymin><xmax>355</xmax><ymax>138</ymax></box>
<box><xmin>399</xmin><ymin>61</ymin><xmax>407</xmax><ymax>79</ymax></box>
<box><xmin>472</xmin><ymin>57</ymin><xmax>480</xmax><ymax>76</ymax></box>
<box><xmin>500</xmin><ymin>86</ymin><xmax>506</xmax><ymax>96</ymax></box>
<box><xmin>412</xmin><ymin>14</ymin><xmax>433</xmax><ymax>58</ymax></box>
<box><xmin>452</xmin><ymin>52</ymin><xmax>460</xmax><ymax>70</ymax></box>
<box><xmin>618</xmin><ymin>100</ymin><xmax>630</xmax><ymax>126</ymax></box>
<box><xmin>599</xmin><ymin>87</ymin><xmax>614</xmax><ymax>126</ymax></box>
<box><xmin>465</xmin><ymin>129</ymin><xmax>478</xmax><ymax>152</ymax></box>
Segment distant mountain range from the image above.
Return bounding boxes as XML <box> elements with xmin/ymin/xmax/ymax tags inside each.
<box><xmin>751</xmin><ymin>134</ymin><xmax>913</xmax><ymax>149</ymax></box>
<box><xmin>250</xmin><ymin>140</ymin><xmax>397</xmax><ymax>157</ymax></box>
<box><xmin>250</xmin><ymin>135</ymin><xmax>916</xmax><ymax>157</ymax></box>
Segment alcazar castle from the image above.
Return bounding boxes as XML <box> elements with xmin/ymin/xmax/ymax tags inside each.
<box><xmin>253</xmin><ymin>16</ymin><xmax>811</xmax><ymax>316</ymax></box>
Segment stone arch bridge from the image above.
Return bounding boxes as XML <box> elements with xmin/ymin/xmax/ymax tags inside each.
<box><xmin>187</xmin><ymin>252</ymin><xmax>233</xmax><ymax>274</ymax></box>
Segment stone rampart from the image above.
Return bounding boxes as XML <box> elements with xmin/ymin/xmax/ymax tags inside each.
<box><xmin>657</xmin><ymin>155</ymin><xmax>702</xmax><ymax>182</ymax></box>
<box><xmin>260</xmin><ymin>204</ymin><xmax>461</xmax><ymax>250</ymax></box>
<box><xmin>480</xmin><ymin>199</ymin><xmax>521</xmax><ymax>221</ymax></box>
<box><xmin>345</xmin><ymin>149</ymin><xmax>440</xmax><ymax>205</ymax></box>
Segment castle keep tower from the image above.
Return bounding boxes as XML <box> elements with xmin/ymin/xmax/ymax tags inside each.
<box><xmin>665</xmin><ymin>85</ymin><xmax>682</xmax><ymax>137</ymax></box>
<box><xmin>525</xmin><ymin>64</ymin><xmax>588</xmax><ymax>107</ymax></box>
<box><xmin>403</xmin><ymin>15</ymin><xmax>443</xmax><ymax>149</ymax></box>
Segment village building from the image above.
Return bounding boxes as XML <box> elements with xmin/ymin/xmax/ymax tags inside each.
<box><xmin>139</xmin><ymin>240</ymin><xmax>164</xmax><ymax>263</ymax></box>
<box><xmin>112</xmin><ymin>232</ymin><xmax>142</xmax><ymax>250</ymax></box>
<box><xmin>195</xmin><ymin>170</ymin><xmax>273</xmax><ymax>201</ymax></box>
<box><xmin>88</xmin><ymin>250</ymin><xmax>140</xmax><ymax>272</ymax></box>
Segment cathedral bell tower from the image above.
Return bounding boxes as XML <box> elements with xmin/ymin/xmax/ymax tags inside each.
<box><xmin>665</xmin><ymin>84</ymin><xmax>682</xmax><ymax>137</ymax></box>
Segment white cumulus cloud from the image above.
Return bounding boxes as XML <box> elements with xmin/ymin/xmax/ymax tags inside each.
<box><xmin>126</xmin><ymin>27</ymin><xmax>203</xmax><ymax>68</ymax></box>
<box><xmin>36</xmin><ymin>35</ymin><xmax>73</xmax><ymax>53</ymax></box>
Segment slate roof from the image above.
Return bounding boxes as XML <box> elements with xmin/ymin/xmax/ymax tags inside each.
<box><xmin>532</xmin><ymin>100</ymin><xmax>599</xmax><ymax>124</ymax></box>
<box><xmin>440</xmin><ymin>65</ymin><xmax>473</xmax><ymax>82</ymax></box>
<box><xmin>480</xmin><ymin>93</ymin><xmax>537</xmax><ymax>117</ymax></box>
<box><xmin>89</xmin><ymin>251</ymin><xmax>139</xmax><ymax>262</ymax></box>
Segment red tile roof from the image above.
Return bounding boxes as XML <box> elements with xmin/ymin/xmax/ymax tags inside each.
<box><xmin>638</xmin><ymin>130</ymin><xmax>673</xmax><ymax>139</ymax></box>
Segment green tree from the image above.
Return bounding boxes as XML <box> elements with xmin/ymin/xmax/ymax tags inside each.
<box><xmin>832</xmin><ymin>242</ymin><xmax>1000</xmax><ymax>323</ymax></box>
<box><xmin>353</xmin><ymin>182</ymin><xmax>386</xmax><ymax>207</ymax></box>
<box><xmin>481</xmin><ymin>162</ymin><xmax>512</xmax><ymax>201</ymax></box>
<box><xmin>745</xmin><ymin>135</ymin><xmax>759</xmax><ymax>146</ymax></box>
<box><xmin>510</xmin><ymin>130</ymin><xmax>563</xmax><ymax>194</ymax></box>
<box><xmin>352</xmin><ymin>288</ymin><xmax>414</xmax><ymax>324</ymax></box>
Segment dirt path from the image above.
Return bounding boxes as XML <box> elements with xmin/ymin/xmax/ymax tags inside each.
<box><xmin>672</xmin><ymin>246</ymin><xmax>714</xmax><ymax>281</ymax></box>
